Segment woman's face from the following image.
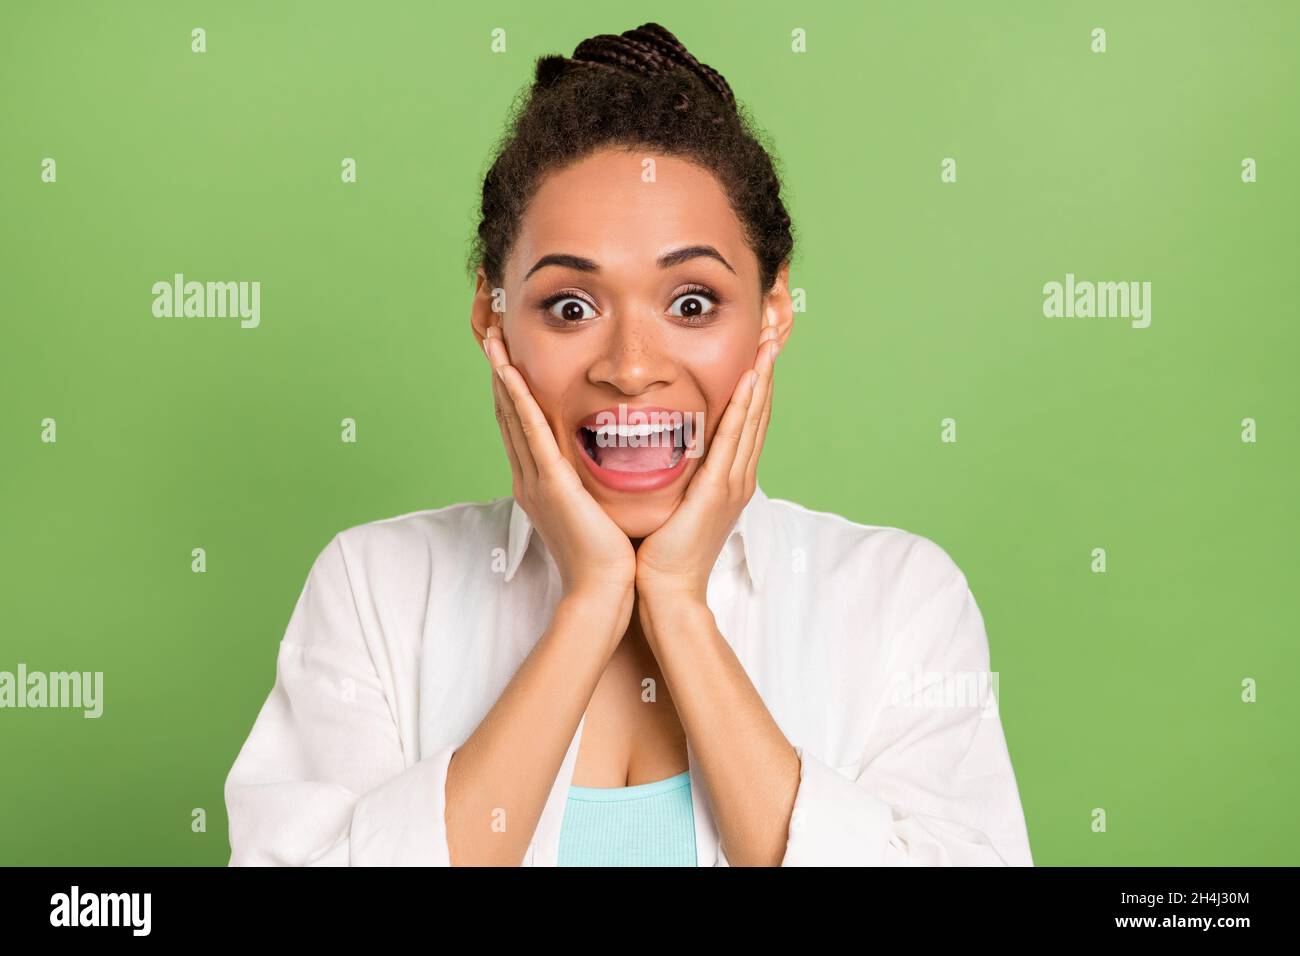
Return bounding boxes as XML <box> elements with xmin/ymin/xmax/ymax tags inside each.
<box><xmin>472</xmin><ymin>147</ymin><xmax>792</xmax><ymax>538</ymax></box>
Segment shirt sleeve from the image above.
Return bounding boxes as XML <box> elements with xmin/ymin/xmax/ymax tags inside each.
<box><xmin>223</xmin><ymin>533</ymin><xmax>457</xmax><ymax>866</ymax></box>
<box><xmin>780</xmin><ymin>540</ymin><xmax>1034</xmax><ymax>867</ymax></box>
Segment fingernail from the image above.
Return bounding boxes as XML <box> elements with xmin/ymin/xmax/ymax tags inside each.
<box><xmin>496</xmin><ymin>366</ymin><xmax>506</xmax><ymax>382</ymax></box>
<box><xmin>483</xmin><ymin>338</ymin><xmax>491</xmax><ymax>358</ymax></box>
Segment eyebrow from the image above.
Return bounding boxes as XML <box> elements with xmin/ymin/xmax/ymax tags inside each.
<box><xmin>523</xmin><ymin>244</ymin><xmax>736</xmax><ymax>281</ymax></box>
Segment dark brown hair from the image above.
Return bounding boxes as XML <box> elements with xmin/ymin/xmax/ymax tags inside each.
<box><xmin>469</xmin><ymin>22</ymin><xmax>795</xmax><ymax>295</ymax></box>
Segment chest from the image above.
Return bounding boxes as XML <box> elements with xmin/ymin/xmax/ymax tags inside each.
<box><xmin>416</xmin><ymin>556</ymin><xmax>858</xmax><ymax>771</ymax></box>
<box><xmin>569</xmin><ymin>633</ymin><xmax>689</xmax><ymax>788</ymax></box>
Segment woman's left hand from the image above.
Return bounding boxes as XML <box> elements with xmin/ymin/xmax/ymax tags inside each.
<box><xmin>634</xmin><ymin>324</ymin><xmax>781</xmax><ymax>606</ymax></box>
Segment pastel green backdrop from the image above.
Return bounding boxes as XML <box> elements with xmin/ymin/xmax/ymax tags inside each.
<box><xmin>1</xmin><ymin>0</ymin><xmax>1296</xmax><ymax>865</ymax></box>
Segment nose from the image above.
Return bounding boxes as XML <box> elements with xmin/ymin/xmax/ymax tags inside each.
<box><xmin>586</xmin><ymin>309</ymin><xmax>674</xmax><ymax>396</ymax></box>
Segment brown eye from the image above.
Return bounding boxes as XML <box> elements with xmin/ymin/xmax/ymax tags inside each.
<box><xmin>668</xmin><ymin>288</ymin><xmax>718</xmax><ymax>322</ymax></box>
<box><xmin>545</xmin><ymin>295</ymin><xmax>597</xmax><ymax>322</ymax></box>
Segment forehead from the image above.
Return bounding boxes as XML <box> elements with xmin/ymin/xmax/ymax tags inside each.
<box><xmin>509</xmin><ymin>148</ymin><xmax>752</xmax><ymax>281</ymax></box>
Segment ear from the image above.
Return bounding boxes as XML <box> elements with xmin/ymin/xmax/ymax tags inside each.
<box><xmin>761</xmin><ymin>262</ymin><xmax>795</xmax><ymax>350</ymax></box>
<box><xmin>470</xmin><ymin>267</ymin><xmax>502</xmax><ymax>353</ymax></box>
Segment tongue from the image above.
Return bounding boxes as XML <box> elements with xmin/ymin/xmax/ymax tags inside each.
<box><xmin>597</xmin><ymin>442</ymin><xmax>675</xmax><ymax>472</ymax></box>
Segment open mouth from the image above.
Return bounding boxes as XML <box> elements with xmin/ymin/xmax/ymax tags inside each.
<box><xmin>572</xmin><ymin>407</ymin><xmax>698</xmax><ymax>492</ymax></box>
<box><xmin>576</xmin><ymin>420</ymin><xmax>686</xmax><ymax>472</ymax></box>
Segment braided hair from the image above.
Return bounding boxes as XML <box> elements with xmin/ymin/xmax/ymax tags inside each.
<box><xmin>469</xmin><ymin>22</ymin><xmax>794</xmax><ymax>296</ymax></box>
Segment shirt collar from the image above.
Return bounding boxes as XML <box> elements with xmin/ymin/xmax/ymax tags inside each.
<box><xmin>503</xmin><ymin>483</ymin><xmax>775</xmax><ymax>591</ymax></box>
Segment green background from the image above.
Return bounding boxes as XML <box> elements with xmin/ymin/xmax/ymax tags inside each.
<box><xmin>1</xmin><ymin>0</ymin><xmax>1296</xmax><ymax>865</ymax></box>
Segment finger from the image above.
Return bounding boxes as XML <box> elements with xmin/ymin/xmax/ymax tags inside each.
<box><xmin>486</xmin><ymin>331</ymin><xmax>530</xmax><ymax>482</ymax></box>
<box><xmin>746</xmin><ymin>350</ymin><xmax>775</xmax><ymax>484</ymax></box>
<box><xmin>491</xmin><ymin>350</ymin><xmax>567</xmax><ymax>476</ymax></box>
<box><xmin>732</xmin><ymin>337</ymin><xmax>778</xmax><ymax>484</ymax></box>
<box><xmin>486</xmin><ymin>334</ymin><xmax>538</xmax><ymax>483</ymax></box>
<box><xmin>698</xmin><ymin>366</ymin><xmax>758</xmax><ymax>487</ymax></box>
<box><xmin>482</xmin><ymin>328</ymin><xmax>525</xmax><ymax>486</ymax></box>
<box><xmin>484</xmin><ymin>329</ymin><xmax>569</xmax><ymax>476</ymax></box>
<box><xmin>489</xmin><ymin>363</ymin><xmax>526</xmax><ymax>489</ymax></box>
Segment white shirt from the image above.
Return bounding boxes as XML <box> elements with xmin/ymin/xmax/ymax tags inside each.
<box><xmin>224</xmin><ymin>484</ymin><xmax>1034</xmax><ymax>866</ymax></box>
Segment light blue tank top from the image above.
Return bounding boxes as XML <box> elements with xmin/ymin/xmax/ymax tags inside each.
<box><xmin>556</xmin><ymin>770</ymin><xmax>697</xmax><ymax>866</ymax></box>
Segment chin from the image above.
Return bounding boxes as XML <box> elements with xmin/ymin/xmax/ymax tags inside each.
<box><xmin>564</xmin><ymin>410</ymin><xmax>704</xmax><ymax>538</ymax></box>
<box><xmin>597</xmin><ymin>495</ymin><xmax>677</xmax><ymax>540</ymax></box>
<box><xmin>564</xmin><ymin>458</ymin><xmax>684</xmax><ymax>538</ymax></box>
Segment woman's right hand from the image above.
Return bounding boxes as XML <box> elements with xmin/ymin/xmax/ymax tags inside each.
<box><xmin>482</xmin><ymin>324</ymin><xmax>636</xmax><ymax>629</ymax></box>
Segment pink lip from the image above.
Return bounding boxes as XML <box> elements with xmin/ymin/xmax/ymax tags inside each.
<box><xmin>573</xmin><ymin>404</ymin><xmax>696</xmax><ymax>493</ymax></box>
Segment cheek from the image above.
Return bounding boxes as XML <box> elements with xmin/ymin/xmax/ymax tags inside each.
<box><xmin>683</xmin><ymin>328</ymin><xmax>758</xmax><ymax>429</ymax></box>
<box><xmin>502</xmin><ymin>330</ymin><xmax>573</xmax><ymax>420</ymax></box>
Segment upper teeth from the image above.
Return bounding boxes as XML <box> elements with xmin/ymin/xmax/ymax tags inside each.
<box><xmin>585</xmin><ymin>422</ymin><xmax>678</xmax><ymax>438</ymax></box>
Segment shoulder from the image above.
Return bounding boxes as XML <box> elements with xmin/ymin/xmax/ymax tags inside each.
<box><xmin>282</xmin><ymin>498</ymin><xmax>514</xmax><ymax>664</ymax></box>
<box><xmin>332</xmin><ymin>497</ymin><xmax>512</xmax><ymax>568</ymax></box>
<box><xmin>299</xmin><ymin>497</ymin><xmax>514</xmax><ymax>609</ymax></box>
<box><xmin>766</xmin><ymin>494</ymin><xmax>967</xmax><ymax>589</ymax></box>
<box><xmin>762</xmin><ymin>494</ymin><xmax>974</xmax><ymax>635</ymax></box>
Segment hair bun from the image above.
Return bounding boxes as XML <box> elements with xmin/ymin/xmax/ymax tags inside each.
<box><xmin>551</xmin><ymin>21</ymin><xmax>735</xmax><ymax>111</ymax></box>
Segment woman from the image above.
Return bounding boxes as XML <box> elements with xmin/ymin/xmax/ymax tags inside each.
<box><xmin>224</xmin><ymin>22</ymin><xmax>1033</xmax><ymax>867</ymax></box>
